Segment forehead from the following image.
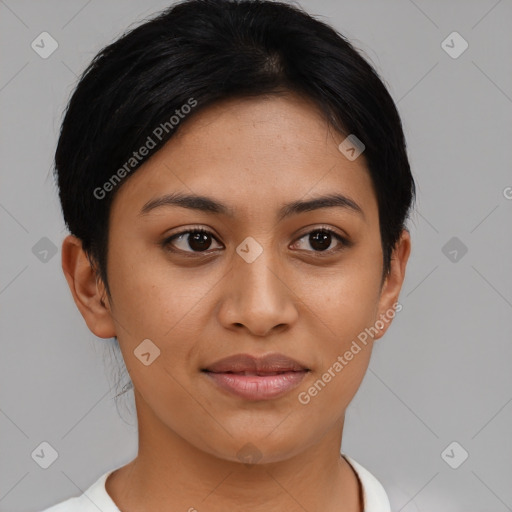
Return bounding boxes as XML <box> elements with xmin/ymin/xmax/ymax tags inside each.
<box><xmin>109</xmin><ymin>93</ymin><xmax>378</xmax><ymax>224</ymax></box>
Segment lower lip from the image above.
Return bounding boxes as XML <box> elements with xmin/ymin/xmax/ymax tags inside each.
<box><xmin>203</xmin><ymin>371</ymin><xmax>308</xmax><ymax>400</ymax></box>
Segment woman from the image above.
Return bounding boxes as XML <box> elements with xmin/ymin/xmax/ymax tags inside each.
<box><xmin>42</xmin><ymin>0</ymin><xmax>415</xmax><ymax>510</ymax></box>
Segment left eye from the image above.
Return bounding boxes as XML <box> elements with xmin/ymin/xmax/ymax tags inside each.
<box><xmin>162</xmin><ymin>227</ymin><xmax>348</xmax><ymax>255</ymax></box>
<box><xmin>292</xmin><ymin>228</ymin><xmax>347</xmax><ymax>254</ymax></box>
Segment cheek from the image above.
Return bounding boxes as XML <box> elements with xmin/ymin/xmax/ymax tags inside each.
<box><xmin>295</xmin><ymin>253</ymin><xmax>381</xmax><ymax>395</ymax></box>
<box><xmin>107</xmin><ymin>246</ymin><xmax>219</xmax><ymax>374</ymax></box>
<box><xmin>298</xmin><ymin>255</ymin><xmax>381</xmax><ymax>337</ymax></box>
<box><xmin>107</xmin><ymin>241</ymin><xmax>197</xmax><ymax>331</ymax></box>
<box><xmin>296</xmin><ymin>270</ymin><xmax>378</xmax><ymax>415</ymax></box>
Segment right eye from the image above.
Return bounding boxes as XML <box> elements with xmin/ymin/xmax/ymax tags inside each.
<box><xmin>162</xmin><ymin>228</ymin><xmax>224</xmax><ymax>254</ymax></box>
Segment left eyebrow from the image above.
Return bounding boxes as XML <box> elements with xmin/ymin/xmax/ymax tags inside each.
<box><xmin>138</xmin><ymin>191</ymin><xmax>365</xmax><ymax>221</ymax></box>
<box><xmin>276</xmin><ymin>193</ymin><xmax>365</xmax><ymax>222</ymax></box>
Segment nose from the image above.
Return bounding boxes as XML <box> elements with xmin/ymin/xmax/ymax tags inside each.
<box><xmin>217</xmin><ymin>243</ymin><xmax>299</xmax><ymax>337</ymax></box>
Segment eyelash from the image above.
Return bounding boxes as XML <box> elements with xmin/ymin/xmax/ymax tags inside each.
<box><xmin>162</xmin><ymin>226</ymin><xmax>349</xmax><ymax>257</ymax></box>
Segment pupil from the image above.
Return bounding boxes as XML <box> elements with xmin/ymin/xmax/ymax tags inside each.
<box><xmin>310</xmin><ymin>230</ymin><xmax>331</xmax><ymax>251</ymax></box>
<box><xmin>186</xmin><ymin>230</ymin><xmax>333</xmax><ymax>252</ymax></box>
<box><xmin>189</xmin><ymin>232</ymin><xmax>211</xmax><ymax>251</ymax></box>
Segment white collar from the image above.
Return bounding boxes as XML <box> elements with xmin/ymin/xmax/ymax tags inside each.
<box><xmin>343</xmin><ymin>454</ymin><xmax>391</xmax><ymax>512</ymax></box>
<box><xmin>42</xmin><ymin>456</ymin><xmax>391</xmax><ymax>512</ymax></box>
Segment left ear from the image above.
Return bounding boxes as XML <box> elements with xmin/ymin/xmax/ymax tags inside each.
<box><xmin>373</xmin><ymin>228</ymin><xmax>411</xmax><ymax>341</ymax></box>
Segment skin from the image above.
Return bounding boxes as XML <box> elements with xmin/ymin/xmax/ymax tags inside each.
<box><xmin>62</xmin><ymin>92</ymin><xmax>411</xmax><ymax>512</ymax></box>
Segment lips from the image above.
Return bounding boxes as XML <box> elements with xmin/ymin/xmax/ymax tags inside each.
<box><xmin>202</xmin><ymin>353</ymin><xmax>310</xmax><ymax>400</ymax></box>
<box><xmin>202</xmin><ymin>353</ymin><xmax>309</xmax><ymax>374</ymax></box>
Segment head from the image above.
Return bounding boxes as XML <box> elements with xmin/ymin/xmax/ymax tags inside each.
<box><xmin>57</xmin><ymin>0</ymin><xmax>414</xmax><ymax>462</ymax></box>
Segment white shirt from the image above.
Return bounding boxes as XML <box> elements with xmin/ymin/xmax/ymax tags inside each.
<box><xmin>40</xmin><ymin>454</ymin><xmax>391</xmax><ymax>512</ymax></box>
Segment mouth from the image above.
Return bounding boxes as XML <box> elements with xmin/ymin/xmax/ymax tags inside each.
<box><xmin>211</xmin><ymin>370</ymin><xmax>301</xmax><ymax>375</ymax></box>
<box><xmin>201</xmin><ymin>353</ymin><xmax>310</xmax><ymax>400</ymax></box>
<box><xmin>202</xmin><ymin>370</ymin><xmax>309</xmax><ymax>400</ymax></box>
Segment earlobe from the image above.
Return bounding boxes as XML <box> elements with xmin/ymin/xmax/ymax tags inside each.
<box><xmin>61</xmin><ymin>234</ymin><xmax>117</xmax><ymax>339</ymax></box>
<box><xmin>373</xmin><ymin>229</ymin><xmax>411</xmax><ymax>341</ymax></box>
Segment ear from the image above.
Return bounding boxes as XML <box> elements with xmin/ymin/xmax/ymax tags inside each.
<box><xmin>373</xmin><ymin>228</ymin><xmax>411</xmax><ymax>341</ymax></box>
<box><xmin>61</xmin><ymin>234</ymin><xmax>117</xmax><ymax>339</ymax></box>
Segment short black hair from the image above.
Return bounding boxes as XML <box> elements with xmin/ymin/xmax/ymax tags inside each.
<box><xmin>55</xmin><ymin>0</ymin><xmax>416</xmax><ymax>303</ymax></box>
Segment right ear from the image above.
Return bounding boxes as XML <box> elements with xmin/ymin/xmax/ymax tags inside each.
<box><xmin>61</xmin><ymin>234</ymin><xmax>117</xmax><ymax>339</ymax></box>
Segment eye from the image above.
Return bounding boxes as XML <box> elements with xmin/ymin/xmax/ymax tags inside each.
<box><xmin>291</xmin><ymin>228</ymin><xmax>348</xmax><ymax>254</ymax></box>
<box><xmin>162</xmin><ymin>228</ymin><xmax>223</xmax><ymax>254</ymax></box>
<box><xmin>162</xmin><ymin>226</ymin><xmax>349</xmax><ymax>257</ymax></box>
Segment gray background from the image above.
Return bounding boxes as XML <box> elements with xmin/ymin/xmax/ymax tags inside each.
<box><xmin>1</xmin><ymin>0</ymin><xmax>511</xmax><ymax>511</ymax></box>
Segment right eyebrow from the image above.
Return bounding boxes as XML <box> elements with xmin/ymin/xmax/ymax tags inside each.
<box><xmin>138</xmin><ymin>191</ymin><xmax>365</xmax><ymax>222</ymax></box>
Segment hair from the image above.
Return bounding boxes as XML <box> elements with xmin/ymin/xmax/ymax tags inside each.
<box><xmin>54</xmin><ymin>0</ymin><xmax>416</xmax><ymax>404</ymax></box>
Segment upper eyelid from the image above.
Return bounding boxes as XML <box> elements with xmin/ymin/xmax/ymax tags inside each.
<box><xmin>164</xmin><ymin>226</ymin><xmax>347</xmax><ymax>250</ymax></box>
<box><xmin>166</xmin><ymin>227</ymin><xmax>223</xmax><ymax>243</ymax></box>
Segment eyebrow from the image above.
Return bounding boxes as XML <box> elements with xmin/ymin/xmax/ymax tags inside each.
<box><xmin>138</xmin><ymin>191</ymin><xmax>365</xmax><ymax>221</ymax></box>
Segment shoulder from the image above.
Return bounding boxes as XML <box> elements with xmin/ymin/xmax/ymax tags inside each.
<box><xmin>343</xmin><ymin>454</ymin><xmax>391</xmax><ymax>512</ymax></box>
<box><xmin>38</xmin><ymin>469</ymin><xmax>120</xmax><ymax>512</ymax></box>
<box><xmin>39</xmin><ymin>496</ymin><xmax>82</xmax><ymax>512</ymax></box>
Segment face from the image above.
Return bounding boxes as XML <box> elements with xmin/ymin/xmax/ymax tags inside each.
<box><xmin>64</xmin><ymin>93</ymin><xmax>410</xmax><ymax>464</ymax></box>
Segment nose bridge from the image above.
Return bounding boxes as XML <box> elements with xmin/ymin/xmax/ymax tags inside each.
<box><xmin>220</xmin><ymin>234</ymin><xmax>298</xmax><ymax>335</ymax></box>
<box><xmin>234</xmin><ymin>234</ymin><xmax>282</xmax><ymax>300</ymax></box>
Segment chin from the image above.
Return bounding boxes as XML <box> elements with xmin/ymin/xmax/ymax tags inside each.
<box><xmin>199</xmin><ymin>431</ymin><xmax>311</xmax><ymax>466</ymax></box>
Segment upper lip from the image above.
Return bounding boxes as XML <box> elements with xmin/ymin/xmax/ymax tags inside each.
<box><xmin>202</xmin><ymin>353</ymin><xmax>309</xmax><ymax>373</ymax></box>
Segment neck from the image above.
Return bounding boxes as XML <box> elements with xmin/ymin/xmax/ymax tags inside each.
<box><xmin>106</xmin><ymin>390</ymin><xmax>362</xmax><ymax>512</ymax></box>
